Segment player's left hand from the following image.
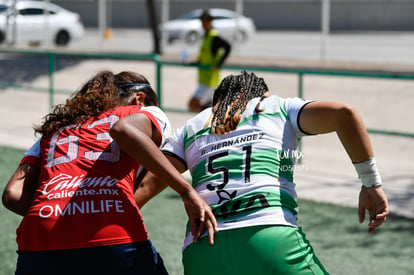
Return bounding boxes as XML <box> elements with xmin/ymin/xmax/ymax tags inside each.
<box><xmin>182</xmin><ymin>189</ymin><xmax>218</xmax><ymax>245</ymax></box>
<box><xmin>358</xmin><ymin>186</ymin><xmax>389</xmax><ymax>233</ymax></box>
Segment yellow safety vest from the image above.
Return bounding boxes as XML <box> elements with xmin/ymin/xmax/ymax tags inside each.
<box><xmin>198</xmin><ymin>29</ymin><xmax>223</xmax><ymax>88</ymax></box>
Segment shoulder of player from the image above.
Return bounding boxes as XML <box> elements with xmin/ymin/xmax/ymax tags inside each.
<box><xmin>243</xmin><ymin>95</ymin><xmax>281</xmax><ymax>113</ymax></box>
<box><xmin>185</xmin><ymin>108</ymin><xmax>212</xmax><ymax>127</ymax></box>
<box><xmin>111</xmin><ymin>105</ymin><xmax>166</xmax><ymax>118</ymax></box>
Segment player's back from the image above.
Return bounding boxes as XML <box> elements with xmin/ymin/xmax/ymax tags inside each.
<box><xmin>17</xmin><ymin>105</ymin><xmax>149</xmax><ymax>252</ymax></box>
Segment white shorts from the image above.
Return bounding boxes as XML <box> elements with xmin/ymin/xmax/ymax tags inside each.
<box><xmin>193</xmin><ymin>84</ymin><xmax>214</xmax><ymax>105</ymax></box>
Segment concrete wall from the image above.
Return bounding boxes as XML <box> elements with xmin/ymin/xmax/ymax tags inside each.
<box><xmin>54</xmin><ymin>0</ymin><xmax>414</xmax><ymax>30</ymax></box>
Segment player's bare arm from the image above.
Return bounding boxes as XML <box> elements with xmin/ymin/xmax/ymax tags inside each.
<box><xmin>135</xmin><ymin>171</ymin><xmax>168</xmax><ymax>209</ymax></box>
<box><xmin>2</xmin><ymin>163</ymin><xmax>39</xmax><ymax>216</ymax></box>
<box><xmin>298</xmin><ymin>101</ymin><xmax>389</xmax><ymax>232</ymax></box>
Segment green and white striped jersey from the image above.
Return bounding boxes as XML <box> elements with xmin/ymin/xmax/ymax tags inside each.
<box><xmin>163</xmin><ymin>95</ymin><xmax>312</xmax><ymax>249</ymax></box>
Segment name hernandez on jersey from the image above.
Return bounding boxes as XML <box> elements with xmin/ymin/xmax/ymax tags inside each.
<box><xmin>16</xmin><ymin>105</ymin><xmax>171</xmax><ymax>251</ymax></box>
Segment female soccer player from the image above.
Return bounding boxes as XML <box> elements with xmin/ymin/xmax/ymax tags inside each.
<box><xmin>136</xmin><ymin>71</ymin><xmax>389</xmax><ymax>275</ymax></box>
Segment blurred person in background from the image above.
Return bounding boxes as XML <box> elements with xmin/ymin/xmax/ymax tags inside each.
<box><xmin>188</xmin><ymin>9</ymin><xmax>232</xmax><ymax>112</ymax></box>
<box><xmin>136</xmin><ymin>71</ymin><xmax>389</xmax><ymax>275</ymax></box>
<box><xmin>2</xmin><ymin>70</ymin><xmax>217</xmax><ymax>275</ymax></box>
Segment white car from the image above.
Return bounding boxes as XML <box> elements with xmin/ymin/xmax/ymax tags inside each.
<box><xmin>0</xmin><ymin>0</ymin><xmax>85</xmax><ymax>46</ymax></box>
<box><xmin>159</xmin><ymin>8</ymin><xmax>256</xmax><ymax>44</ymax></box>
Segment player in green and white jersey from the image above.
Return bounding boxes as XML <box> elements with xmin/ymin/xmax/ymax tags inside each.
<box><xmin>136</xmin><ymin>71</ymin><xmax>389</xmax><ymax>275</ymax></box>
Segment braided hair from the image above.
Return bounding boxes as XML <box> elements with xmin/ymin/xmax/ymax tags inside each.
<box><xmin>210</xmin><ymin>71</ymin><xmax>268</xmax><ymax>134</ymax></box>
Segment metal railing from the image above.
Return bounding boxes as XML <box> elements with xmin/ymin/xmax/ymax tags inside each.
<box><xmin>1</xmin><ymin>48</ymin><xmax>413</xmax><ymax>139</ymax></box>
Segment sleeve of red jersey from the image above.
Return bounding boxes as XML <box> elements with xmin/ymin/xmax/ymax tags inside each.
<box><xmin>139</xmin><ymin>106</ymin><xmax>172</xmax><ymax>147</ymax></box>
<box><xmin>20</xmin><ymin>138</ymin><xmax>42</xmax><ymax>167</ymax></box>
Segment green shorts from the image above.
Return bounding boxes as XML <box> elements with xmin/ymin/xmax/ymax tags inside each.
<box><xmin>182</xmin><ymin>225</ymin><xmax>329</xmax><ymax>275</ymax></box>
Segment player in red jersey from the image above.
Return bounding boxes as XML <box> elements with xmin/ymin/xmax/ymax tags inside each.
<box><xmin>2</xmin><ymin>70</ymin><xmax>217</xmax><ymax>275</ymax></box>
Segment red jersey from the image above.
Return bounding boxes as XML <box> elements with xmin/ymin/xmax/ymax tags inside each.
<box><xmin>16</xmin><ymin>105</ymin><xmax>171</xmax><ymax>251</ymax></box>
